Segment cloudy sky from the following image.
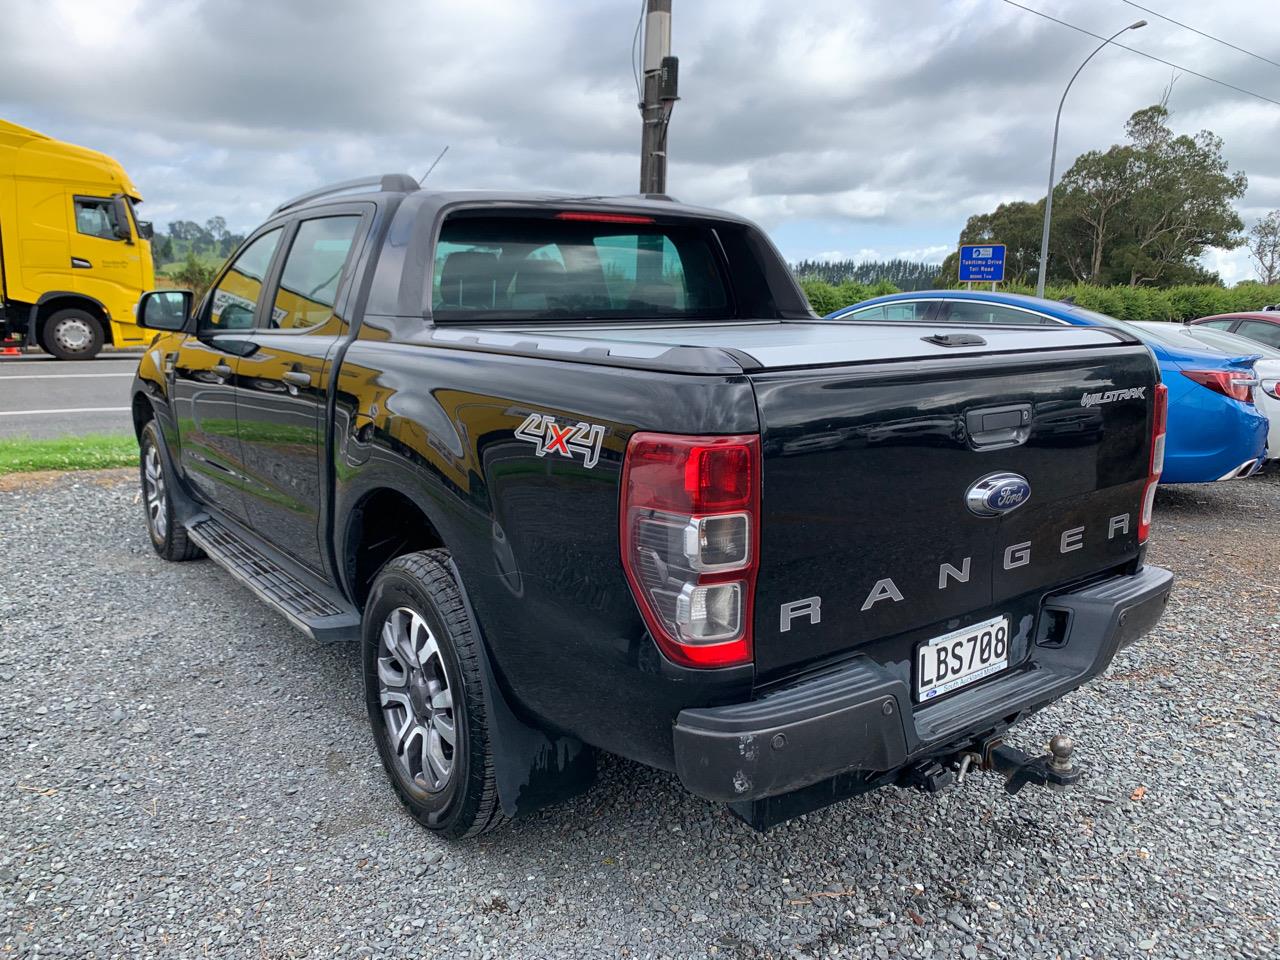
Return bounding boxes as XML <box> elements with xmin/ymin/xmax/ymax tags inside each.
<box><xmin>4</xmin><ymin>0</ymin><xmax>1279</xmax><ymax>282</ymax></box>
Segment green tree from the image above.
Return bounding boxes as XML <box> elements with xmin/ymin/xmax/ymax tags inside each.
<box><xmin>1117</xmin><ymin>106</ymin><xmax>1245</xmax><ymax>285</ymax></box>
<box><xmin>1055</xmin><ymin>104</ymin><xmax>1245</xmax><ymax>286</ymax></box>
<box><xmin>1248</xmin><ymin>210</ymin><xmax>1280</xmax><ymax>285</ymax></box>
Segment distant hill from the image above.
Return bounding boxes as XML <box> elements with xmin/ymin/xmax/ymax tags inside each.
<box><xmin>791</xmin><ymin>258</ymin><xmax>941</xmax><ymax>291</ymax></box>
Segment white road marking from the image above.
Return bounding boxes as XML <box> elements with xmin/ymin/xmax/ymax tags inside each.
<box><xmin>0</xmin><ymin>406</ymin><xmax>131</xmax><ymax>417</ymax></box>
<box><xmin>0</xmin><ymin>373</ymin><xmax>134</xmax><ymax>380</ymax></box>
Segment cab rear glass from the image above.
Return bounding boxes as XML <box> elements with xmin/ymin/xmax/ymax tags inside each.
<box><xmin>431</xmin><ymin>214</ymin><xmax>731</xmax><ymax>322</ymax></box>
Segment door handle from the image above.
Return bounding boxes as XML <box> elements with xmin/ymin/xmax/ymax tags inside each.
<box><xmin>281</xmin><ymin>370</ymin><xmax>312</xmax><ymax>387</ymax></box>
<box><xmin>70</xmin><ymin>257</ymin><xmax>92</xmax><ymax>269</ymax></box>
<box><xmin>212</xmin><ymin>362</ymin><xmax>233</xmax><ymax>383</ymax></box>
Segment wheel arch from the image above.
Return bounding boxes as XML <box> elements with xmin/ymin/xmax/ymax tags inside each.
<box><xmin>342</xmin><ymin>486</ymin><xmax>447</xmax><ymax>611</ymax></box>
<box><xmin>131</xmin><ymin>390</ymin><xmax>155</xmax><ymax>439</ymax></box>
<box><xmin>33</xmin><ymin>292</ymin><xmax>114</xmax><ymax>345</ymax></box>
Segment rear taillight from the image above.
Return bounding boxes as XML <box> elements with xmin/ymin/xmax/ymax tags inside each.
<box><xmin>620</xmin><ymin>433</ymin><xmax>760</xmax><ymax>668</ymax></box>
<box><xmin>1182</xmin><ymin>369</ymin><xmax>1257</xmax><ymax>404</ymax></box>
<box><xmin>1262</xmin><ymin>378</ymin><xmax>1280</xmax><ymax>400</ymax></box>
<box><xmin>1139</xmin><ymin>383</ymin><xmax>1168</xmax><ymax>544</ymax></box>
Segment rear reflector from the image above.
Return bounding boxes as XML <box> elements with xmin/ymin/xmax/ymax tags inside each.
<box><xmin>1181</xmin><ymin>368</ymin><xmax>1257</xmax><ymax>404</ymax></box>
<box><xmin>1139</xmin><ymin>383</ymin><xmax>1168</xmax><ymax>544</ymax></box>
<box><xmin>620</xmin><ymin>433</ymin><xmax>760</xmax><ymax>668</ymax></box>
<box><xmin>554</xmin><ymin>211</ymin><xmax>656</xmax><ymax>224</ymax></box>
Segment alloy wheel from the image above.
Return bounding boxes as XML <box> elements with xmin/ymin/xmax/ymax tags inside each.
<box><xmin>377</xmin><ymin>607</ymin><xmax>457</xmax><ymax>792</ymax></box>
<box><xmin>143</xmin><ymin>443</ymin><xmax>167</xmax><ymax>542</ymax></box>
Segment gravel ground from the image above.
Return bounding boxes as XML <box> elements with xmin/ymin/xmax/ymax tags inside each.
<box><xmin>2</xmin><ymin>468</ymin><xmax>1277</xmax><ymax>959</ymax></box>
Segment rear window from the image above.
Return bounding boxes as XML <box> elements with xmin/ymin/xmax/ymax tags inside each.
<box><xmin>431</xmin><ymin>215</ymin><xmax>730</xmax><ymax>322</ymax></box>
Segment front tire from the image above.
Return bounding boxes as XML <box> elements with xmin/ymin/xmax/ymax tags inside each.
<box><xmin>43</xmin><ymin>308</ymin><xmax>104</xmax><ymax>360</ymax></box>
<box><xmin>363</xmin><ymin>551</ymin><xmax>508</xmax><ymax>839</ymax></box>
<box><xmin>139</xmin><ymin>421</ymin><xmax>202</xmax><ymax>561</ymax></box>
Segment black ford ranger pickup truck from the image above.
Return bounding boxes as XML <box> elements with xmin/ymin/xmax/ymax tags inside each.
<box><xmin>130</xmin><ymin>175</ymin><xmax>1173</xmax><ymax>838</ymax></box>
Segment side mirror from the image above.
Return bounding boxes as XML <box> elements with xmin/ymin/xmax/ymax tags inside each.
<box><xmin>137</xmin><ymin>289</ymin><xmax>193</xmax><ymax>332</ymax></box>
<box><xmin>137</xmin><ymin>220</ymin><xmax>154</xmax><ymax>241</ymax></box>
<box><xmin>112</xmin><ymin>195</ymin><xmax>133</xmax><ymax>242</ymax></box>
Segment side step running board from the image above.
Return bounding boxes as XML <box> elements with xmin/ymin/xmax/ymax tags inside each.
<box><xmin>185</xmin><ymin>514</ymin><xmax>361</xmax><ymax>643</ymax></box>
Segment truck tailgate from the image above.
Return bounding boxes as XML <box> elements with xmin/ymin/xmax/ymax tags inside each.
<box><xmin>749</xmin><ymin>343</ymin><xmax>1158</xmax><ymax>682</ymax></box>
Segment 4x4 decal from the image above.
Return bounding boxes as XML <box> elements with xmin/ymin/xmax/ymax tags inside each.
<box><xmin>514</xmin><ymin>413</ymin><xmax>606</xmax><ymax>468</ymax></box>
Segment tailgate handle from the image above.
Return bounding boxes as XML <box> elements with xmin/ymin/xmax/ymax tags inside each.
<box><xmin>966</xmin><ymin>403</ymin><xmax>1032</xmax><ymax>449</ymax></box>
<box><xmin>924</xmin><ymin>332</ymin><xmax>986</xmax><ymax>347</ymax></box>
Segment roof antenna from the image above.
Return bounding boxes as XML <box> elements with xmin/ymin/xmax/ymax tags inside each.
<box><xmin>419</xmin><ymin>145</ymin><xmax>449</xmax><ymax>185</ymax></box>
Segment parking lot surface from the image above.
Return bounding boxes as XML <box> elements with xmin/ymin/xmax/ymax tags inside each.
<box><xmin>1</xmin><ymin>469</ymin><xmax>1277</xmax><ymax>959</ymax></box>
<box><xmin>0</xmin><ymin>352</ymin><xmax>141</xmax><ymax>439</ymax></box>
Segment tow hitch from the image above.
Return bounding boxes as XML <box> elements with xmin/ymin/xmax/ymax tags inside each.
<box><xmin>981</xmin><ymin>735</ymin><xmax>1081</xmax><ymax>795</ymax></box>
<box><xmin>911</xmin><ymin>735</ymin><xmax>1082</xmax><ymax>797</ymax></box>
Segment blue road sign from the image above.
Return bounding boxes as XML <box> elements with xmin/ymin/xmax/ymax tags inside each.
<box><xmin>958</xmin><ymin>244</ymin><xmax>1007</xmax><ymax>283</ymax></box>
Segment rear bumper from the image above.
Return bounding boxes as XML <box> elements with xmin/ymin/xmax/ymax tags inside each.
<box><xmin>673</xmin><ymin>564</ymin><xmax>1173</xmax><ymax>803</ymax></box>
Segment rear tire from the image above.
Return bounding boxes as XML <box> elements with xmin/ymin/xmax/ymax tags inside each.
<box><xmin>363</xmin><ymin>550</ymin><xmax>508</xmax><ymax>839</ymax></box>
<box><xmin>44</xmin><ymin>308</ymin><xmax>104</xmax><ymax>360</ymax></box>
<box><xmin>139</xmin><ymin>421</ymin><xmax>202</xmax><ymax>562</ymax></box>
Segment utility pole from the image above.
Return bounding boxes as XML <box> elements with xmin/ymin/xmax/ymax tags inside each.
<box><xmin>638</xmin><ymin>0</ymin><xmax>678</xmax><ymax>195</ymax></box>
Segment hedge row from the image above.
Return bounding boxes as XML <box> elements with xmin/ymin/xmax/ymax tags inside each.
<box><xmin>796</xmin><ymin>277</ymin><xmax>1280</xmax><ymax>323</ymax></box>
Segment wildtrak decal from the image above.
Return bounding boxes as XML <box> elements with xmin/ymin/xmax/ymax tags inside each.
<box><xmin>1081</xmin><ymin>387</ymin><xmax>1146</xmax><ymax>408</ymax></box>
<box><xmin>514</xmin><ymin>413</ymin><xmax>606</xmax><ymax>468</ymax></box>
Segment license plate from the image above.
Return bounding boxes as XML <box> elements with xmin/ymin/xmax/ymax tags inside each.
<box><xmin>916</xmin><ymin>614</ymin><xmax>1010</xmax><ymax>702</ymax></box>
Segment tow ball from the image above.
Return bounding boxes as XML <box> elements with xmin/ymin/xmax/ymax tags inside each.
<box><xmin>975</xmin><ymin>735</ymin><xmax>1082</xmax><ymax>795</ymax></box>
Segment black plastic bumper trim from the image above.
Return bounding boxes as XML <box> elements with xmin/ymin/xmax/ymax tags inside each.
<box><xmin>673</xmin><ymin>565</ymin><xmax>1173</xmax><ymax>803</ymax></box>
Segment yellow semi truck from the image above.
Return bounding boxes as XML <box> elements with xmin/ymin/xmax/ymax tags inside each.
<box><xmin>0</xmin><ymin>119</ymin><xmax>155</xmax><ymax>359</ymax></box>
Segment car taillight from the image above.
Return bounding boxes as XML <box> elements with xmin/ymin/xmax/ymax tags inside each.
<box><xmin>1262</xmin><ymin>378</ymin><xmax>1280</xmax><ymax>400</ymax></box>
<box><xmin>619</xmin><ymin>432</ymin><xmax>760</xmax><ymax>668</ymax></box>
<box><xmin>1181</xmin><ymin>369</ymin><xmax>1257</xmax><ymax>404</ymax></box>
<box><xmin>1139</xmin><ymin>383</ymin><xmax>1168</xmax><ymax>544</ymax></box>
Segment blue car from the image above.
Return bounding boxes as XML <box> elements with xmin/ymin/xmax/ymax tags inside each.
<box><xmin>826</xmin><ymin>290</ymin><xmax>1268</xmax><ymax>483</ymax></box>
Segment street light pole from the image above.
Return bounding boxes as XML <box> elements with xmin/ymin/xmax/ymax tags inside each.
<box><xmin>1034</xmin><ymin>19</ymin><xmax>1146</xmax><ymax>299</ymax></box>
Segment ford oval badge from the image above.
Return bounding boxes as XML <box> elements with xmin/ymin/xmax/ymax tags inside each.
<box><xmin>965</xmin><ymin>472</ymin><xmax>1031</xmax><ymax>517</ymax></box>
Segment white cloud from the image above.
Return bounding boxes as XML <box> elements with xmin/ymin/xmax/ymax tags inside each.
<box><xmin>894</xmin><ymin>245</ymin><xmax>952</xmax><ymax>264</ymax></box>
<box><xmin>1</xmin><ymin>0</ymin><xmax>1275</xmax><ymax>270</ymax></box>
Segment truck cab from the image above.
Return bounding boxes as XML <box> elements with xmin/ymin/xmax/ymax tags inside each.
<box><xmin>0</xmin><ymin>118</ymin><xmax>155</xmax><ymax>358</ymax></box>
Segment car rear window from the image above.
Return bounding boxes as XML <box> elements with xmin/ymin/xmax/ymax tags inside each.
<box><xmin>431</xmin><ymin>214</ymin><xmax>731</xmax><ymax>322</ymax></box>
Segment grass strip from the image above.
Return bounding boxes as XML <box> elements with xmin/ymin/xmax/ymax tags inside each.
<box><xmin>0</xmin><ymin>433</ymin><xmax>138</xmax><ymax>474</ymax></box>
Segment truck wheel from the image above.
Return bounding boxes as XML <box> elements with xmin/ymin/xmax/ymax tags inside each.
<box><xmin>139</xmin><ymin>421</ymin><xmax>202</xmax><ymax>562</ymax></box>
<box><xmin>44</xmin><ymin>308</ymin><xmax>104</xmax><ymax>360</ymax></box>
<box><xmin>363</xmin><ymin>550</ymin><xmax>508</xmax><ymax>840</ymax></box>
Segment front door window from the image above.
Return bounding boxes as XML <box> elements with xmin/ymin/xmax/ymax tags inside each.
<box><xmin>206</xmin><ymin>229</ymin><xmax>282</xmax><ymax>332</ymax></box>
<box><xmin>269</xmin><ymin>216</ymin><xmax>362</xmax><ymax>331</ymax></box>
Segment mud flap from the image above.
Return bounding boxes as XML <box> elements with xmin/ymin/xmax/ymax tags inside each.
<box><xmin>447</xmin><ymin>559</ymin><xmax>597</xmax><ymax>818</ymax></box>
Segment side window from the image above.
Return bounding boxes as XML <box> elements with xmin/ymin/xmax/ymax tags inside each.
<box><xmin>842</xmin><ymin>305</ymin><xmax>885</xmax><ymax>321</ymax></box>
<box><xmin>73</xmin><ymin>198</ymin><xmax>120</xmax><ymax>240</ymax></box>
<box><xmin>883</xmin><ymin>302</ymin><xmax>925</xmax><ymax>321</ymax></box>
<box><xmin>270</xmin><ymin>216</ymin><xmax>362</xmax><ymax>330</ymax></box>
<box><xmin>1237</xmin><ymin>320</ymin><xmax>1280</xmax><ymax>349</ymax></box>
<box><xmin>841</xmin><ymin>303</ymin><xmax>926</xmax><ymax>321</ymax></box>
<box><xmin>206</xmin><ymin>228</ymin><xmax>282</xmax><ymax>332</ymax></box>
<box><xmin>944</xmin><ymin>302</ymin><xmax>1054</xmax><ymax>325</ymax></box>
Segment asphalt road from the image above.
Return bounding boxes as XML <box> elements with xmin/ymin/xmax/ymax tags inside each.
<box><xmin>0</xmin><ymin>351</ymin><xmax>141</xmax><ymax>439</ymax></box>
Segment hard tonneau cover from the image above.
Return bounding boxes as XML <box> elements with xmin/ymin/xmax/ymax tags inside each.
<box><xmin>426</xmin><ymin>320</ymin><xmax>1134</xmax><ymax>374</ymax></box>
